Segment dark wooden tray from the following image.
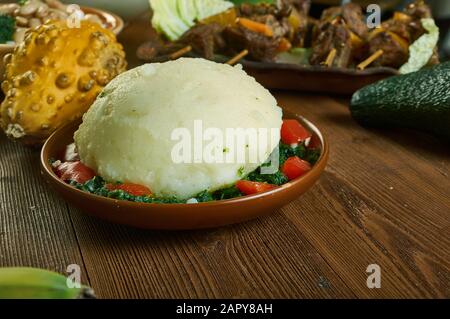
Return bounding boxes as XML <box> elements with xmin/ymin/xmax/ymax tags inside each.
<box><xmin>147</xmin><ymin>51</ymin><xmax>399</xmax><ymax>95</ymax></box>
<box><xmin>121</xmin><ymin>12</ymin><xmax>400</xmax><ymax>95</ymax></box>
<box><xmin>218</xmin><ymin>59</ymin><xmax>399</xmax><ymax>95</ymax></box>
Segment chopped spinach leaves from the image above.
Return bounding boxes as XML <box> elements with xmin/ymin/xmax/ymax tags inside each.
<box><xmin>65</xmin><ymin>141</ymin><xmax>320</xmax><ymax>203</ymax></box>
<box><xmin>0</xmin><ymin>15</ymin><xmax>15</xmax><ymax>44</ymax></box>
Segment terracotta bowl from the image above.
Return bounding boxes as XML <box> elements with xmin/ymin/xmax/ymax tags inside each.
<box><xmin>0</xmin><ymin>6</ymin><xmax>124</xmax><ymax>82</ymax></box>
<box><xmin>40</xmin><ymin>114</ymin><xmax>329</xmax><ymax>230</ymax></box>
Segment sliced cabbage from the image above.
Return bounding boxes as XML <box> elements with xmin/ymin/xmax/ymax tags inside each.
<box><xmin>150</xmin><ymin>0</ymin><xmax>183</xmax><ymax>41</ymax></box>
<box><xmin>149</xmin><ymin>0</ymin><xmax>233</xmax><ymax>41</ymax></box>
<box><xmin>195</xmin><ymin>0</ymin><xmax>234</xmax><ymax>20</ymax></box>
<box><xmin>399</xmin><ymin>18</ymin><xmax>440</xmax><ymax>74</ymax></box>
<box><xmin>177</xmin><ymin>0</ymin><xmax>197</xmax><ymax>26</ymax></box>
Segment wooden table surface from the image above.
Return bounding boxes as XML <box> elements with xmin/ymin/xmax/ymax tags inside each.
<box><xmin>0</xmin><ymin>15</ymin><xmax>449</xmax><ymax>299</ymax></box>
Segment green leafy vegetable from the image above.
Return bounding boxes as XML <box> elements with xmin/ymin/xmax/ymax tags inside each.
<box><xmin>245</xmin><ymin>142</ymin><xmax>320</xmax><ymax>185</ymax></box>
<box><xmin>70</xmin><ymin>177</ymin><xmax>184</xmax><ymax>204</ymax></box>
<box><xmin>246</xmin><ymin>169</ymin><xmax>288</xmax><ymax>186</ymax></box>
<box><xmin>279</xmin><ymin>142</ymin><xmax>311</xmax><ymax>165</ymax></box>
<box><xmin>304</xmin><ymin>148</ymin><xmax>320</xmax><ymax>165</ymax></box>
<box><xmin>63</xmin><ymin>140</ymin><xmax>320</xmax><ymax>203</ymax></box>
<box><xmin>195</xmin><ymin>190</ymin><xmax>215</xmax><ymax>202</ymax></box>
<box><xmin>399</xmin><ymin>18</ymin><xmax>439</xmax><ymax>74</ymax></box>
<box><xmin>276</xmin><ymin>48</ymin><xmax>312</xmax><ymax>65</ymax></box>
<box><xmin>195</xmin><ymin>0</ymin><xmax>234</xmax><ymax>20</ymax></box>
<box><xmin>0</xmin><ymin>15</ymin><xmax>15</xmax><ymax>44</ymax></box>
<box><xmin>212</xmin><ymin>185</ymin><xmax>242</xmax><ymax>200</ymax></box>
<box><xmin>150</xmin><ymin>0</ymin><xmax>233</xmax><ymax>41</ymax></box>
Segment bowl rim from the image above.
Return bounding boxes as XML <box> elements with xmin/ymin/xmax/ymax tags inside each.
<box><xmin>84</xmin><ymin>6</ymin><xmax>124</xmax><ymax>35</ymax></box>
<box><xmin>0</xmin><ymin>43</ymin><xmax>14</xmax><ymax>49</ymax></box>
<box><xmin>0</xmin><ymin>5</ymin><xmax>123</xmax><ymax>46</ymax></box>
<box><xmin>41</xmin><ymin>116</ymin><xmax>329</xmax><ymax>208</ymax></box>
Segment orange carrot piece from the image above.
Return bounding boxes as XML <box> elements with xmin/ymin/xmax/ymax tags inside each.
<box><xmin>393</xmin><ymin>12</ymin><xmax>411</xmax><ymax>22</ymax></box>
<box><xmin>237</xmin><ymin>18</ymin><xmax>273</xmax><ymax>37</ymax></box>
<box><xmin>277</xmin><ymin>37</ymin><xmax>292</xmax><ymax>53</ymax></box>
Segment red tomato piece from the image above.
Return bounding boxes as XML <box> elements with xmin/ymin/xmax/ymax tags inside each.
<box><xmin>236</xmin><ymin>180</ymin><xmax>277</xmax><ymax>196</ymax></box>
<box><xmin>307</xmin><ymin>134</ymin><xmax>321</xmax><ymax>150</ymax></box>
<box><xmin>55</xmin><ymin>161</ymin><xmax>96</xmax><ymax>184</ymax></box>
<box><xmin>282</xmin><ymin>156</ymin><xmax>311</xmax><ymax>180</ymax></box>
<box><xmin>106</xmin><ymin>183</ymin><xmax>152</xmax><ymax>197</ymax></box>
<box><xmin>281</xmin><ymin>119</ymin><xmax>312</xmax><ymax>145</ymax></box>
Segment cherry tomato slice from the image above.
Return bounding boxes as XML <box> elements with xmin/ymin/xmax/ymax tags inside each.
<box><xmin>281</xmin><ymin>119</ymin><xmax>312</xmax><ymax>145</ymax></box>
<box><xmin>236</xmin><ymin>180</ymin><xmax>277</xmax><ymax>196</ymax></box>
<box><xmin>282</xmin><ymin>156</ymin><xmax>311</xmax><ymax>180</ymax></box>
<box><xmin>106</xmin><ymin>183</ymin><xmax>152</xmax><ymax>197</ymax></box>
<box><xmin>307</xmin><ymin>134</ymin><xmax>321</xmax><ymax>150</ymax></box>
<box><xmin>55</xmin><ymin>161</ymin><xmax>96</xmax><ymax>184</ymax></box>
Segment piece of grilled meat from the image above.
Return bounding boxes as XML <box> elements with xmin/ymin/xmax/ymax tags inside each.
<box><xmin>285</xmin><ymin>0</ymin><xmax>312</xmax><ymax>48</ymax></box>
<box><xmin>367</xmin><ymin>30</ymin><xmax>409</xmax><ymax>68</ymax></box>
<box><xmin>309</xmin><ymin>20</ymin><xmax>352</xmax><ymax>68</ymax></box>
<box><xmin>179</xmin><ymin>23</ymin><xmax>226</xmax><ymax>60</ymax></box>
<box><xmin>310</xmin><ymin>3</ymin><xmax>367</xmax><ymax>68</ymax></box>
<box><xmin>138</xmin><ymin>0</ymin><xmax>311</xmax><ymax>63</ymax></box>
<box><xmin>224</xmin><ymin>27</ymin><xmax>280</xmax><ymax>62</ymax></box>
<box><xmin>367</xmin><ymin>0</ymin><xmax>438</xmax><ymax>68</ymax></box>
<box><xmin>223</xmin><ymin>0</ymin><xmax>305</xmax><ymax>62</ymax></box>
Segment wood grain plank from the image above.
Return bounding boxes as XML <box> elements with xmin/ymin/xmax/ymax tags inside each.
<box><xmin>1</xmin><ymin>10</ymin><xmax>448</xmax><ymax>299</ymax></box>
<box><xmin>283</xmin><ymin>173</ymin><xmax>448</xmax><ymax>298</ymax></box>
<box><xmin>0</xmin><ymin>134</ymin><xmax>89</xmax><ymax>285</ymax></box>
<box><xmin>277</xmin><ymin>92</ymin><xmax>450</xmax><ymax>298</ymax></box>
<box><xmin>67</xmin><ymin>206</ymin><xmax>356</xmax><ymax>299</ymax></box>
<box><xmin>1</xmin><ymin>91</ymin><xmax>447</xmax><ymax>298</ymax></box>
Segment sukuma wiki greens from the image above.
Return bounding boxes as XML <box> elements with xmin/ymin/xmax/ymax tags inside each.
<box><xmin>0</xmin><ymin>15</ymin><xmax>15</xmax><ymax>43</ymax></box>
<box><xmin>54</xmin><ymin>118</ymin><xmax>321</xmax><ymax>204</ymax></box>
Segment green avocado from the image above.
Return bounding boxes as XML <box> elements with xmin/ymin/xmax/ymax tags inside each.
<box><xmin>350</xmin><ymin>62</ymin><xmax>450</xmax><ymax>140</ymax></box>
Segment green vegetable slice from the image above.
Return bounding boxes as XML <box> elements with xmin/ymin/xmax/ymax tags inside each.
<box><xmin>177</xmin><ymin>0</ymin><xmax>197</xmax><ymax>26</ymax></box>
<box><xmin>149</xmin><ymin>0</ymin><xmax>233</xmax><ymax>41</ymax></box>
<box><xmin>151</xmin><ymin>0</ymin><xmax>190</xmax><ymax>41</ymax></box>
<box><xmin>276</xmin><ymin>48</ymin><xmax>312</xmax><ymax>65</ymax></box>
<box><xmin>399</xmin><ymin>18</ymin><xmax>439</xmax><ymax>74</ymax></box>
<box><xmin>195</xmin><ymin>0</ymin><xmax>234</xmax><ymax>20</ymax></box>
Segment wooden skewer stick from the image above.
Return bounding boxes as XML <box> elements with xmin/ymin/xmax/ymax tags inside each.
<box><xmin>226</xmin><ymin>49</ymin><xmax>249</xmax><ymax>65</ymax></box>
<box><xmin>170</xmin><ymin>45</ymin><xmax>192</xmax><ymax>60</ymax></box>
<box><xmin>357</xmin><ymin>49</ymin><xmax>384</xmax><ymax>70</ymax></box>
<box><xmin>322</xmin><ymin>48</ymin><xmax>337</xmax><ymax>67</ymax></box>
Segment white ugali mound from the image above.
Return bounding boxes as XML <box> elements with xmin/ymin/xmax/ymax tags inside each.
<box><xmin>74</xmin><ymin>58</ymin><xmax>282</xmax><ymax>199</ymax></box>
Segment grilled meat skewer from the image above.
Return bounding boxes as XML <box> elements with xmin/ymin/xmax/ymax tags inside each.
<box><xmin>368</xmin><ymin>0</ymin><xmax>439</xmax><ymax>68</ymax></box>
<box><xmin>310</xmin><ymin>3</ymin><xmax>367</xmax><ymax>68</ymax></box>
